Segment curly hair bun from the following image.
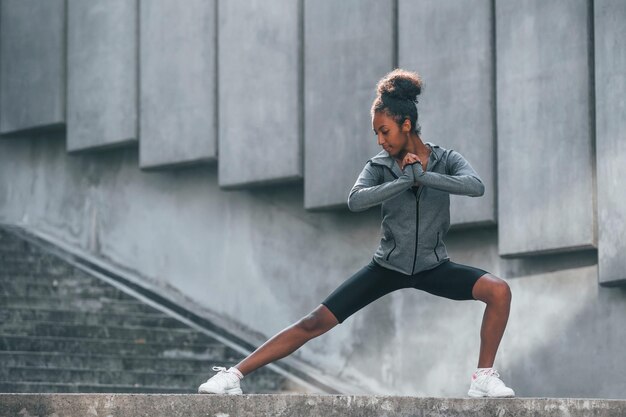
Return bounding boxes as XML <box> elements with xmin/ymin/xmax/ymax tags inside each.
<box><xmin>376</xmin><ymin>68</ymin><xmax>423</xmax><ymax>102</ymax></box>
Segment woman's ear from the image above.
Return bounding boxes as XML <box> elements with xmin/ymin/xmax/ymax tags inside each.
<box><xmin>402</xmin><ymin>118</ymin><xmax>412</xmax><ymax>133</ymax></box>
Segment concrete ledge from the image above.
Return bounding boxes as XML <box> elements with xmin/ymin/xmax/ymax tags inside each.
<box><xmin>1</xmin><ymin>394</ymin><xmax>626</xmax><ymax>417</ymax></box>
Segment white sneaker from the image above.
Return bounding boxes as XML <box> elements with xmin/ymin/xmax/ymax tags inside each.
<box><xmin>467</xmin><ymin>368</ymin><xmax>515</xmax><ymax>398</ymax></box>
<box><xmin>198</xmin><ymin>366</ymin><xmax>243</xmax><ymax>395</ymax></box>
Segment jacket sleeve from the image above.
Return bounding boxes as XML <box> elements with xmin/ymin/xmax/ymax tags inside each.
<box><xmin>410</xmin><ymin>150</ymin><xmax>485</xmax><ymax>197</ymax></box>
<box><xmin>347</xmin><ymin>161</ymin><xmax>415</xmax><ymax>212</ymax></box>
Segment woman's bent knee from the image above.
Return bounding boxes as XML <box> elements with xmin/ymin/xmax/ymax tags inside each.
<box><xmin>473</xmin><ymin>274</ymin><xmax>512</xmax><ymax>304</ymax></box>
<box><xmin>296</xmin><ymin>304</ymin><xmax>339</xmax><ymax>335</ymax></box>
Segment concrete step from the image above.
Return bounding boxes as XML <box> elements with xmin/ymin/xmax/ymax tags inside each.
<box><xmin>0</xmin><ymin>258</ymin><xmax>74</xmax><ymax>275</ymax></box>
<box><xmin>0</xmin><ymin>280</ymin><xmax>140</xmax><ymax>299</ymax></box>
<box><xmin>0</xmin><ymin>351</ymin><xmax>258</xmax><ymax>378</ymax></box>
<box><xmin>0</xmin><ymin>382</ymin><xmax>194</xmax><ymax>394</ymax></box>
<box><xmin>0</xmin><ymin>306</ymin><xmax>186</xmax><ymax>329</ymax></box>
<box><xmin>0</xmin><ymin>273</ymin><xmax>113</xmax><ymax>289</ymax></box>
<box><xmin>0</xmin><ymin>296</ymin><xmax>164</xmax><ymax>315</ymax></box>
<box><xmin>0</xmin><ymin>366</ymin><xmax>207</xmax><ymax>388</ymax></box>
<box><xmin>1</xmin><ymin>394</ymin><xmax>625</xmax><ymax>416</ymax></box>
<box><xmin>0</xmin><ymin>320</ymin><xmax>216</xmax><ymax>345</ymax></box>
<box><xmin>0</xmin><ymin>334</ymin><xmax>241</xmax><ymax>359</ymax></box>
<box><xmin>0</xmin><ymin>351</ymin><xmax>229</xmax><ymax>373</ymax></box>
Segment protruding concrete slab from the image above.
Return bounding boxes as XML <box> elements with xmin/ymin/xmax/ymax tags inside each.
<box><xmin>67</xmin><ymin>0</ymin><xmax>138</xmax><ymax>152</ymax></box>
<box><xmin>0</xmin><ymin>0</ymin><xmax>66</xmax><ymax>135</ymax></box>
<box><xmin>218</xmin><ymin>0</ymin><xmax>301</xmax><ymax>188</ymax></box>
<box><xmin>139</xmin><ymin>0</ymin><xmax>217</xmax><ymax>169</ymax></box>
<box><xmin>496</xmin><ymin>0</ymin><xmax>595</xmax><ymax>256</ymax></box>
<box><xmin>594</xmin><ymin>0</ymin><xmax>626</xmax><ymax>286</ymax></box>
<box><xmin>398</xmin><ymin>0</ymin><xmax>495</xmax><ymax>228</ymax></box>
<box><xmin>1</xmin><ymin>394</ymin><xmax>626</xmax><ymax>417</ymax></box>
<box><xmin>304</xmin><ymin>0</ymin><xmax>393</xmax><ymax>210</ymax></box>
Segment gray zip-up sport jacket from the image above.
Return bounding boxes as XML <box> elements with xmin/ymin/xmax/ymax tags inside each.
<box><xmin>347</xmin><ymin>141</ymin><xmax>485</xmax><ymax>275</ymax></box>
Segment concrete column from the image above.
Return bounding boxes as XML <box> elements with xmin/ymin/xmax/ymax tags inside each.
<box><xmin>304</xmin><ymin>0</ymin><xmax>394</xmax><ymax>210</ymax></box>
<box><xmin>0</xmin><ymin>0</ymin><xmax>65</xmax><ymax>135</ymax></box>
<box><xmin>67</xmin><ymin>0</ymin><xmax>138</xmax><ymax>152</ymax></box>
<box><xmin>218</xmin><ymin>0</ymin><xmax>302</xmax><ymax>189</ymax></box>
<box><xmin>595</xmin><ymin>0</ymin><xmax>626</xmax><ymax>286</ymax></box>
<box><xmin>398</xmin><ymin>0</ymin><xmax>496</xmax><ymax>228</ymax></box>
<box><xmin>496</xmin><ymin>0</ymin><xmax>595</xmax><ymax>256</ymax></box>
<box><xmin>139</xmin><ymin>0</ymin><xmax>217</xmax><ymax>169</ymax></box>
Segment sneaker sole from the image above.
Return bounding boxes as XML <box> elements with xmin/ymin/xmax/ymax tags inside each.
<box><xmin>198</xmin><ymin>386</ymin><xmax>243</xmax><ymax>395</ymax></box>
<box><xmin>468</xmin><ymin>389</ymin><xmax>514</xmax><ymax>398</ymax></box>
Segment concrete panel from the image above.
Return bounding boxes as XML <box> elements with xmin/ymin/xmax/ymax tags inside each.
<box><xmin>67</xmin><ymin>0</ymin><xmax>138</xmax><ymax>152</ymax></box>
<box><xmin>218</xmin><ymin>0</ymin><xmax>301</xmax><ymax>188</ymax></box>
<box><xmin>595</xmin><ymin>0</ymin><xmax>626</xmax><ymax>286</ymax></box>
<box><xmin>398</xmin><ymin>0</ymin><xmax>495</xmax><ymax>228</ymax></box>
<box><xmin>304</xmin><ymin>0</ymin><xmax>394</xmax><ymax>210</ymax></box>
<box><xmin>0</xmin><ymin>0</ymin><xmax>65</xmax><ymax>135</ymax></box>
<box><xmin>496</xmin><ymin>0</ymin><xmax>595</xmax><ymax>256</ymax></box>
<box><xmin>139</xmin><ymin>0</ymin><xmax>217</xmax><ymax>169</ymax></box>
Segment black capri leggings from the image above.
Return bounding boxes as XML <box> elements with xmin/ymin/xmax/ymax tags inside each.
<box><xmin>321</xmin><ymin>258</ymin><xmax>489</xmax><ymax>324</ymax></box>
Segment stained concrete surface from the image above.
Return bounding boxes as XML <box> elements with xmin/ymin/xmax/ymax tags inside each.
<box><xmin>0</xmin><ymin>0</ymin><xmax>65</xmax><ymax>135</ymax></box>
<box><xmin>217</xmin><ymin>0</ymin><xmax>302</xmax><ymax>188</ymax></box>
<box><xmin>303</xmin><ymin>0</ymin><xmax>394</xmax><ymax>210</ymax></box>
<box><xmin>67</xmin><ymin>0</ymin><xmax>138</xmax><ymax>152</ymax></box>
<box><xmin>2</xmin><ymin>394</ymin><xmax>626</xmax><ymax>417</ymax></box>
<box><xmin>139</xmin><ymin>0</ymin><xmax>217</xmax><ymax>169</ymax></box>
<box><xmin>496</xmin><ymin>0</ymin><xmax>596</xmax><ymax>256</ymax></box>
<box><xmin>398</xmin><ymin>0</ymin><xmax>496</xmax><ymax>228</ymax></box>
<box><xmin>594</xmin><ymin>0</ymin><xmax>626</xmax><ymax>285</ymax></box>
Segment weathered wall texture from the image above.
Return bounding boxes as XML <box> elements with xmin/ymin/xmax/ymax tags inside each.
<box><xmin>496</xmin><ymin>0</ymin><xmax>596</xmax><ymax>257</ymax></box>
<box><xmin>303</xmin><ymin>0</ymin><xmax>394</xmax><ymax>210</ymax></box>
<box><xmin>139</xmin><ymin>0</ymin><xmax>218</xmax><ymax>169</ymax></box>
<box><xmin>67</xmin><ymin>0</ymin><xmax>138</xmax><ymax>152</ymax></box>
<box><xmin>0</xmin><ymin>0</ymin><xmax>65</xmax><ymax>135</ymax></box>
<box><xmin>218</xmin><ymin>0</ymin><xmax>302</xmax><ymax>188</ymax></box>
<box><xmin>0</xmin><ymin>0</ymin><xmax>625</xmax><ymax>399</ymax></box>
<box><xmin>398</xmin><ymin>0</ymin><xmax>496</xmax><ymax>228</ymax></box>
<box><xmin>594</xmin><ymin>0</ymin><xmax>626</xmax><ymax>286</ymax></box>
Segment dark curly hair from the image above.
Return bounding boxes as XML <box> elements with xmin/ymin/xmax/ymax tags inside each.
<box><xmin>371</xmin><ymin>68</ymin><xmax>423</xmax><ymax>135</ymax></box>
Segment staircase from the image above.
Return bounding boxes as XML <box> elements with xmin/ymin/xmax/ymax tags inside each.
<box><xmin>0</xmin><ymin>227</ymin><xmax>306</xmax><ymax>394</ymax></box>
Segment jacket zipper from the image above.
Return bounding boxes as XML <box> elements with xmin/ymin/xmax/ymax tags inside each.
<box><xmin>434</xmin><ymin>231</ymin><xmax>440</xmax><ymax>262</ymax></box>
<box><xmin>411</xmin><ymin>192</ymin><xmax>420</xmax><ymax>275</ymax></box>
<box><xmin>386</xmin><ymin>239</ymin><xmax>397</xmax><ymax>261</ymax></box>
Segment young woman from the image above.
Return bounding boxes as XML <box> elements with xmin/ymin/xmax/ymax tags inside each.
<box><xmin>198</xmin><ymin>68</ymin><xmax>514</xmax><ymax>398</ymax></box>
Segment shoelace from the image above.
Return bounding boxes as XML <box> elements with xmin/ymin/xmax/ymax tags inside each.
<box><xmin>477</xmin><ymin>369</ymin><xmax>507</xmax><ymax>390</ymax></box>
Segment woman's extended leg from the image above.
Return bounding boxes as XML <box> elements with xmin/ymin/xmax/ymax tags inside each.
<box><xmin>471</xmin><ymin>273</ymin><xmax>512</xmax><ymax>368</ymax></box>
<box><xmin>233</xmin><ymin>304</ymin><xmax>339</xmax><ymax>376</ymax></box>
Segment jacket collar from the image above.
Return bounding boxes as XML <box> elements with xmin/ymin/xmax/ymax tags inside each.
<box><xmin>369</xmin><ymin>141</ymin><xmax>443</xmax><ymax>177</ymax></box>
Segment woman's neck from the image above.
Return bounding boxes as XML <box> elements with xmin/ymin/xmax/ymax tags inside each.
<box><xmin>396</xmin><ymin>133</ymin><xmax>429</xmax><ymax>161</ymax></box>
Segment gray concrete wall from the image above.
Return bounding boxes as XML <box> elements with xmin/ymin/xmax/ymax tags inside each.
<box><xmin>1</xmin><ymin>0</ymin><xmax>626</xmax><ymax>399</ymax></box>
<box><xmin>496</xmin><ymin>0</ymin><xmax>596</xmax><ymax>256</ymax></box>
<box><xmin>0</xmin><ymin>0</ymin><xmax>65</xmax><ymax>135</ymax></box>
<box><xmin>594</xmin><ymin>0</ymin><xmax>626</xmax><ymax>286</ymax></box>
<box><xmin>398</xmin><ymin>0</ymin><xmax>496</xmax><ymax>228</ymax></box>
<box><xmin>1</xmin><ymin>134</ymin><xmax>625</xmax><ymax>398</ymax></box>
<box><xmin>67</xmin><ymin>0</ymin><xmax>138</xmax><ymax>152</ymax></box>
<box><xmin>217</xmin><ymin>0</ymin><xmax>302</xmax><ymax>188</ymax></box>
<box><xmin>139</xmin><ymin>0</ymin><xmax>217</xmax><ymax>169</ymax></box>
<box><xmin>303</xmin><ymin>0</ymin><xmax>393</xmax><ymax>210</ymax></box>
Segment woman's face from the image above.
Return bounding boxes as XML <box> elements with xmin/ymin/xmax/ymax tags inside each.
<box><xmin>372</xmin><ymin>111</ymin><xmax>410</xmax><ymax>158</ymax></box>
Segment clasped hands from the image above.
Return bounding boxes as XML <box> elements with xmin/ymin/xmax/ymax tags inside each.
<box><xmin>398</xmin><ymin>152</ymin><xmax>422</xmax><ymax>187</ymax></box>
